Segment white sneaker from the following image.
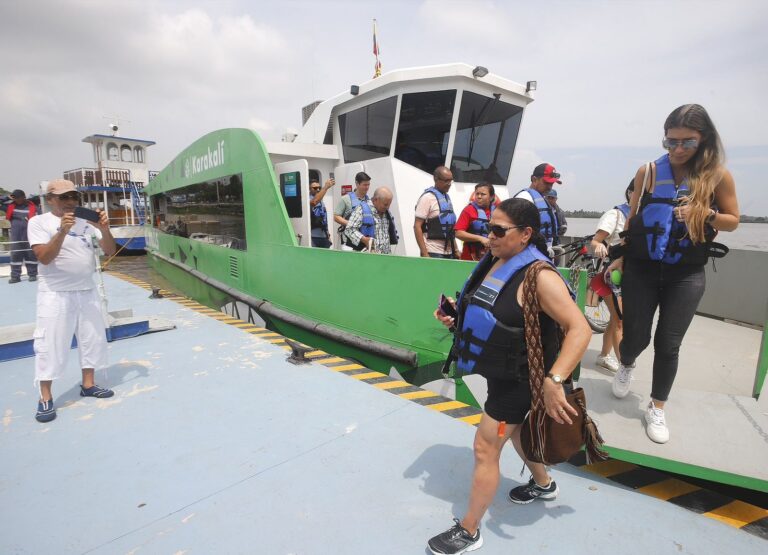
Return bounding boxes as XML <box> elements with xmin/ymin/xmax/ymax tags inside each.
<box><xmin>644</xmin><ymin>401</ymin><xmax>670</xmax><ymax>443</ymax></box>
<box><xmin>611</xmin><ymin>362</ymin><xmax>634</xmax><ymax>398</ymax></box>
<box><xmin>596</xmin><ymin>354</ymin><xmax>619</xmax><ymax>372</ymax></box>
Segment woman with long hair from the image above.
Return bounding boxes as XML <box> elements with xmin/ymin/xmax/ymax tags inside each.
<box><xmin>590</xmin><ymin>179</ymin><xmax>634</xmax><ymax>372</ymax></box>
<box><xmin>427</xmin><ymin>198</ymin><xmax>590</xmax><ymax>555</ymax></box>
<box><xmin>607</xmin><ymin>104</ymin><xmax>739</xmax><ymax>443</ymax></box>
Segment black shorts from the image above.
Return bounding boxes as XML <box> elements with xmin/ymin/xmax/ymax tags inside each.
<box><xmin>483</xmin><ymin>377</ymin><xmax>531</xmax><ymax>424</ymax></box>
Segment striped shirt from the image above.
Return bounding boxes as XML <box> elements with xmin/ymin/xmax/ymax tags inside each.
<box><xmin>344</xmin><ymin>202</ymin><xmax>394</xmax><ymax>254</ymax></box>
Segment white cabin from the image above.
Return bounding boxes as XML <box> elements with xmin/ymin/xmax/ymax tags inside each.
<box><xmin>265</xmin><ymin>63</ymin><xmax>536</xmax><ymax>256</ymax></box>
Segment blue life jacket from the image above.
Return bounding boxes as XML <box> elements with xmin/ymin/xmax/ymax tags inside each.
<box><xmin>420</xmin><ymin>187</ymin><xmax>456</xmax><ymax>241</ymax></box>
<box><xmin>517</xmin><ymin>188</ymin><xmax>558</xmax><ymax>244</ymax></box>
<box><xmin>453</xmin><ymin>245</ymin><xmax>573</xmax><ymax>379</ymax></box>
<box><xmin>347</xmin><ymin>192</ymin><xmax>375</xmax><ymax>237</ymax></box>
<box><xmin>623</xmin><ymin>154</ymin><xmax>724</xmax><ymax>265</ymax></box>
<box><xmin>614</xmin><ymin>203</ymin><xmax>630</xmax><ymax>219</ymax></box>
<box><xmin>310</xmin><ymin>200</ymin><xmax>328</xmax><ymax>232</ymax></box>
<box><xmin>468</xmin><ymin>202</ymin><xmax>494</xmax><ymax>236</ymax></box>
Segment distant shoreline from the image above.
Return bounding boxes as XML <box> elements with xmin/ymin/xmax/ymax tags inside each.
<box><xmin>564</xmin><ymin>210</ymin><xmax>767</xmax><ymax>223</ymax></box>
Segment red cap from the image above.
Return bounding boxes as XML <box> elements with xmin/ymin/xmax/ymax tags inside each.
<box><xmin>532</xmin><ymin>163</ymin><xmax>562</xmax><ymax>184</ymax></box>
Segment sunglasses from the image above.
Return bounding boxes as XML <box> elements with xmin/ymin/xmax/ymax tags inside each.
<box><xmin>662</xmin><ymin>138</ymin><xmax>699</xmax><ymax>150</ymax></box>
<box><xmin>488</xmin><ymin>224</ymin><xmax>525</xmax><ymax>237</ymax></box>
<box><xmin>310</xmin><ymin>187</ymin><xmax>321</xmax><ymax>191</ymax></box>
<box><xmin>535</xmin><ymin>172</ymin><xmax>560</xmax><ymax>180</ymax></box>
<box><xmin>56</xmin><ymin>192</ymin><xmax>80</xmax><ymax>201</ymax></box>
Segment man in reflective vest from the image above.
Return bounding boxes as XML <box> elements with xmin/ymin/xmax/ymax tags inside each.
<box><xmin>6</xmin><ymin>189</ymin><xmax>39</xmax><ymax>283</ymax></box>
<box><xmin>414</xmin><ymin>166</ymin><xmax>458</xmax><ymax>258</ymax></box>
<box><xmin>514</xmin><ymin>163</ymin><xmax>562</xmax><ymax>255</ymax></box>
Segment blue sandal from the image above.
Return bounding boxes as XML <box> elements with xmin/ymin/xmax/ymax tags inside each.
<box><xmin>36</xmin><ymin>399</ymin><xmax>56</xmax><ymax>423</ymax></box>
<box><xmin>80</xmin><ymin>385</ymin><xmax>114</xmax><ymax>398</ymax></box>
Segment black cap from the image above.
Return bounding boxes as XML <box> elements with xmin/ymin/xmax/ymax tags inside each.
<box><xmin>11</xmin><ymin>189</ymin><xmax>26</xmax><ymax>198</ymax></box>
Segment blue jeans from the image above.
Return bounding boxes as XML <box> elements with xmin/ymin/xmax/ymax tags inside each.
<box><xmin>619</xmin><ymin>259</ymin><xmax>706</xmax><ymax>402</ymax></box>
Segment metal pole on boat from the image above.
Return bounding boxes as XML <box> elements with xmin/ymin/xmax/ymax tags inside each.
<box><xmin>92</xmin><ymin>236</ymin><xmax>112</xmax><ymax>336</ymax></box>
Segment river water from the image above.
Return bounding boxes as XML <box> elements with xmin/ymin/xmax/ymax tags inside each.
<box><xmin>566</xmin><ymin>218</ymin><xmax>768</xmax><ymax>251</ymax></box>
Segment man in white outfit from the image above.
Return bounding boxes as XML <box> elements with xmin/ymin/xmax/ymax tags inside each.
<box><xmin>28</xmin><ymin>179</ymin><xmax>117</xmax><ymax>423</ymax></box>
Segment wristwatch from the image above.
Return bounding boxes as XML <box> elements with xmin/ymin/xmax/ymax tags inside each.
<box><xmin>547</xmin><ymin>373</ymin><xmax>564</xmax><ymax>385</ymax></box>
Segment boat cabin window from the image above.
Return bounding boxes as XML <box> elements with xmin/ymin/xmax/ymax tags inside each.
<box><xmin>450</xmin><ymin>91</ymin><xmax>523</xmax><ymax>185</ymax></box>
<box><xmin>151</xmin><ymin>173</ymin><xmax>247</xmax><ymax>250</ymax></box>
<box><xmin>395</xmin><ymin>90</ymin><xmax>456</xmax><ymax>175</ymax></box>
<box><xmin>107</xmin><ymin>143</ymin><xmax>119</xmax><ymax>161</ymax></box>
<box><xmin>338</xmin><ymin>96</ymin><xmax>397</xmax><ymax>163</ymax></box>
<box><xmin>134</xmin><ymin>146</ymin><xmax>144</xmax><ymax>163</ymax></box>
<box><xmin>121</xmin><ymin>145</ymin><xmax>133</xmax><ymax>162</ymax></box>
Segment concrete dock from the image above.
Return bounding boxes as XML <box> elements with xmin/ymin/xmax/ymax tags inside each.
<box><xmin>1</xmin><ymin>272</ymin><xmax>766</xmax><ymax>554</ymax></box>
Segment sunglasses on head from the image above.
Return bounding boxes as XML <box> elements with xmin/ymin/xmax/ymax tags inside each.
<box><xmin>488</xmin><ymin>224</ymin><xmax>525</xmax><ymax>238</ymax></box>
<box><xmin>57</xmin><ymin>192</ymin><xmax>80</xmax><ymax>201</ymax></box>
<box><xmin>662</xmin><ymin>138</ymin><xmax>699</xmax><ymax>150</ymax></box>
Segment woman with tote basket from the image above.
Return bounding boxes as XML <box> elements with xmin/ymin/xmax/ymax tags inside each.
<box><xmin>427</xmin><ymin>198</ymin><xmax>592</xmax><ymax>555</ymax></box>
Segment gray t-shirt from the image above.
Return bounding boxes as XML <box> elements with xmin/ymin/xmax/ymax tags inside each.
<box><xmin>334</xmin><ymin>192</ymin><xmax>369</xmax><ymax>221</ymax></box>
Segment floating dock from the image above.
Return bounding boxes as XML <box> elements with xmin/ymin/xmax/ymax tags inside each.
<box><xmin>0</xmin><ymin>271</ymin><xmax>766</xmax><ymax>553</ymax></box>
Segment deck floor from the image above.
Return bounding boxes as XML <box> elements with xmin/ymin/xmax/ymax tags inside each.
<box><xmin>577</xmin><ymin>314</ymin><xmax>767</xmax><ymax>486</ymax></box>
<box><xmin>0</xmin><ymin>273</ymin><xmax>765</xmax><ymax>554</ymax></box>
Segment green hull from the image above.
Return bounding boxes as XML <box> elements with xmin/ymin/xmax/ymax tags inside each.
<box><xmin>145</xmin><ymin>128</ymin><xmax>587</xmax><ymax>382</ymax></box>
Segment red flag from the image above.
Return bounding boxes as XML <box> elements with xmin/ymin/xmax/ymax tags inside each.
<box><xmin>373</xmin><ymin>19</ymin><xmax>379</xmax><ymax>55</ymax></box>
<box><xmin>373</xmin><ymin>19</ymin><xmax>382</xmax><ymax>77</ymax></box>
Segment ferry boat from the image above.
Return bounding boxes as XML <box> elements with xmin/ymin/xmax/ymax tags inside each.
<box><xmin>59</xmin><ymin>128</ymin><xmax>157</xmax><ymax>253</ymax></box>
<box><xmin>145</xmin><ymin>63</ymin><xmax>543</xmax><ymax>385</ymax></box>
<box><xmin>143</xmin><ymin>63</ymin><xmax>768</xmax><ymax>492</ymax></box>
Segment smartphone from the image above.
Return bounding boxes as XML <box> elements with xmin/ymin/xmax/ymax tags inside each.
<box><xmin>439</xmin><ymin>294</ymin><xmax>458</xmax><ymax>318</ymax></box>
<box><xmin>73</xmin><ymin>206</ymin><xmax>101</xmax><ymax>223</ymax></box>
<box><xmin>329</xmin><ymin>172</ymin><xmax>335</xmax><ymax>180</ymax></box>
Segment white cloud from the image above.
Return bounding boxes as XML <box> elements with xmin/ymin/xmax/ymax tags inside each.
<box><xmin>1</xmin><ymin>0</ymin><xmax>766</xmax><ymax>213</ymax></box>
<box><xmin>248</xmin><ymin>117</ymin><xmax>274</xmax><ymax>132</ymax></box>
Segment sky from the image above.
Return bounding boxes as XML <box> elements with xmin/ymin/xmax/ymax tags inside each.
<box><xmin>1</xmin><ymin>0</ymin><xmax>767</xmax><ymax>214</ymax></box>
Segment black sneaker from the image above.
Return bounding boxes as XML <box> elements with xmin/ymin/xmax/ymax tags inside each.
<box><xmin>29</xmin><ymin>276</ymin><xmax>37</xmax><ymax>282</ymax></box>
<box><xmin>508</xmin><ymin>477</ymin><xmax>559</xmax><ymax>504</ymax></box>
<box><xmin>428</xmin><ymin>518</ymin><xmax>483</xmax><ymax>555</ymax></box>
<box><xmin>8</xmin><ymin>277</ymin><xmax>20</xmax><ymax>284</ymax></box>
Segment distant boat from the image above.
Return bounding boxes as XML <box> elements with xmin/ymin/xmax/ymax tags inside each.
<box><xmin>52</xmin><ymin>129</ymin><xmax>158</xmax><ymax>253</ymax></box>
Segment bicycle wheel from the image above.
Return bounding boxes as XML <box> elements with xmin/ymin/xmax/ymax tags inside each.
<box><xmin>585</xmin><ymin>296</ymin><xmax>610</xmax><ymax>333</ymax></box>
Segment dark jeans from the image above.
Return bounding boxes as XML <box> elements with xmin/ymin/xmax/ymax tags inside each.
<box><xmin>9</xmin><ymin>239</ymin><xmax>38</xmax><ymax>278</ymax></box>
<box><xmin>311</xmin><ymin>236</ymin><xmax>331</xmax><ymax>248</ymax></box>
<box><xmin>619</xmin><ymin>259</ymin><xmax>706</xmax><ymax>402</ymax></box>
<box><xmin>428</xmin><ymin>252</ymin><xmax>455</xmax><ymax>259</ymax></box>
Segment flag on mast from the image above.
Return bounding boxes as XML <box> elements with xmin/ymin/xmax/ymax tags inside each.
<box><xmin>373</xmin><ymin>19</ymin><xmax>382</xmax><ymax>78</ymax></box>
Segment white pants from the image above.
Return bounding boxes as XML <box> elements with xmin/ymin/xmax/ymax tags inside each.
<box><xmin>33</xmin><ymin>289</ymin><xmax>109</xmax><ymax>384</ymax></box>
